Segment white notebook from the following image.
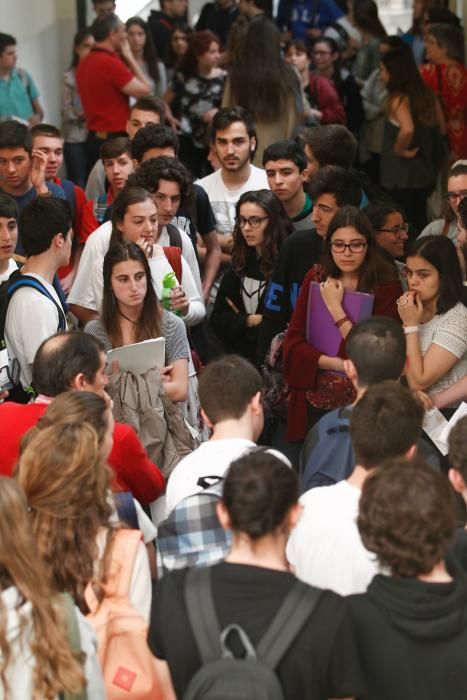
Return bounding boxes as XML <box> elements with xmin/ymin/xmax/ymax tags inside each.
<box><xmin>107</xmin><ymin>337</ymin><xmax>165</xmax><ymax>375</ymax></box>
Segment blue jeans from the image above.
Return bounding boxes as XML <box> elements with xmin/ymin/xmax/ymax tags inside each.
<box><xmin>64</xmin><ymin>142</ymin><xmax>88</xmax><ymax>189</ymax></box>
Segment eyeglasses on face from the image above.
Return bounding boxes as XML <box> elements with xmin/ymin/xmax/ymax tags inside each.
<box><xmin>235</xmin><ymin>215</ymin><xmax>269</xmax><ymax>229</ymax></box>
<box><xmin>446</xmin><ymin>190</ymin><xmax>467</xmax><ymax>203</ymax></box>
<box><xmin>378</xmin><ymin>223</ymin><xmax>409</xmax><ymax>234</ymax></box>
<box><xmin>313</xmin><ymin>50</ymin><xmax>332</xmax><ymax>56</ymax></box>
<box><xmin>330</xmin><ymin>241</ymin><xmax>368</xmax><ymax>253</ymax></box>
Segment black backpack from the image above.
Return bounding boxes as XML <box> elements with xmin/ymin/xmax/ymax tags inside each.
<box><xmin>183</xmin><ymin>566</ymin><xmax>322</xmax><ymax>700</ymax></box>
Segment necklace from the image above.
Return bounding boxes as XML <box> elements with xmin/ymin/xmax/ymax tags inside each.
<box><xmin>118</xmin><ymin>309</ymin><xmax>138</xmax><ymax>325</ymax></box>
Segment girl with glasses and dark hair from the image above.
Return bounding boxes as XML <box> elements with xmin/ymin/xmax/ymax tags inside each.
<box><xmin>283</xmin><ymin>205</ymin><xmax>402</xmax><ymax>444</ymax></box>
<box><xmin>210</xmin><ymin>190</ymin><xmax>293</xmax><ymax>363</ymax></box>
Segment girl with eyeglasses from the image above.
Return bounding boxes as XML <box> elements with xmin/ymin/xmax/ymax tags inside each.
<box><xmin>420</xmin><ymin>161</ymin><xmax>467</xmax><ymax>241</ymax></box>
<box><xmin>210</xmin><ymin>190</ymin><xmax>293</xmax><ymax>364</ymax></box>
<box><xmin>283</xmin><ymin>206</ymin><xmax>402</xmax><ymax>443</ymax></box>
<box><xmin>363</xmin><ymin>200</ymin><xmax>409</xmax><ymax>286</ymax></box>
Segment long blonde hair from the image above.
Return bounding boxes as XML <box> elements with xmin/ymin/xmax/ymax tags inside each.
<box><xmin>0</xmin><ymin>477</ymin><xmax>84</xmax><ymax>699</ymax></box>
<box><xmin>16</xmin><ymin>391</ymin><xmax>116</xmax><ymax>612</ymax></box>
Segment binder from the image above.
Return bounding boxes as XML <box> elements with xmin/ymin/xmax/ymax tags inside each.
<box><xmin>306</xmin><ymin>282</ymin><xmax>374</xmax><ymax>355</ymax></box>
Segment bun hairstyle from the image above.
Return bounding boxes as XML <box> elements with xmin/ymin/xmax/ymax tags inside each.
<box><xmin>222</xmin><ymin>450</ymin><xmax>298</xmax><ymax>540</ymax></box>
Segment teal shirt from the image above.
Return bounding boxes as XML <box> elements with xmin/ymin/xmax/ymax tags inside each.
<box><xmin>0</xmin><ymin>68</ymin><xmax>39</xmax><ymax>120</ymax></box>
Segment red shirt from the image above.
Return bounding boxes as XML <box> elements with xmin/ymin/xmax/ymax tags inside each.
<box><xmin>53</xmin><ymin>176</ymin><xmax>87</xmax><ymax>279</ymax></box>
<box><xmin>76</xmin><ymin>48</ymin><xmax>134</xmax><ymax>132</ymax></box>
<box><xmin>80</xmin><ymin>190</ymin><xmax>113</xmax><ymax>244</ymax></box>
<box><xmin>0</xmin><ymin>401</ymin><xmax>164</xmax><ymax>504</ymax></box>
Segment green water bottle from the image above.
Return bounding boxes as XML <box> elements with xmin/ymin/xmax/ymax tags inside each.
<box><xmin>161</xmin><ymin>271</ymin><xmax>181</xmax><ymax>315</ymax></box>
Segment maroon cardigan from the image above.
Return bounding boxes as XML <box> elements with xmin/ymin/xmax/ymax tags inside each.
<box><xmin>283</xmin><ymin>266</ymin><xmax>403</xmax><ymax>441</ymax></box>
<box><xmin>309</xmin><ymin>74</ymin><xmax>346</xmax><ymax>125</ymax></box>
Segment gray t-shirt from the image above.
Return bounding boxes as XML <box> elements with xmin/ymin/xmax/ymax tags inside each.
<box><xmin>85</xmin><ymin>309</ymin><xmax>190</xmax><ymax>365</ymax></box>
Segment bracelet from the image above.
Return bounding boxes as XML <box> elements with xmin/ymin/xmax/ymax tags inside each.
<box><xmin>335</xmin><ymin>316</ymin><xmax>351</xmax><ymax>329</ymax></box>
<box><xmin>403</xmin><ymin>325</ymin><xmax>418</xmax><ymax>335</ymax></box>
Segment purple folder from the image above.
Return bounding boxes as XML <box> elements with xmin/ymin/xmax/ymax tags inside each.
<box><xmin>306</xmin><ymin>282</ymin><xmax>374</xmax><ymax>356</ymax></box>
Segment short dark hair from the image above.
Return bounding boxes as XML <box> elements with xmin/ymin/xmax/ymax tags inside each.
<box><xmin>347</xmin><ymin>317</ymin><xmax>406</xmax><ymax>387</ymax></box>
<box><xmin>32</xmin><ymin>331</ymin><xmax>105</xmax><ymax>396</ymax></box>
<box><xmin>0</xmin><ymin>33</ymin><xmax>16</xmax><ymax>56</ymax></box>
<box><xmin>358</xmin><ymin>456</ymin><xmax>455</xmax><ymax>577</ymax></box>
<box><xmin>448</xmin><ymin>416</ymin><xmax>467</xmax><ymax>483</ymax></box>
<box><xmin>309</xmin><ymin>165</ymin><xmax>361</xmax><ymax>207</ymax></box>
<box><xmin>458</xmin><ymin>196</ymin><xmax>467</xmax><ymax>229</ymax></box>
<box><xmin>262</xmin><ymin>140</ymin><xmax>307</xmax><ymax>171</ymax></box>
<box><xmin>425</xmin><ymin>23</ymin><xmax>464</xmax><ymax>63</ymax></box>
<box><xmin>198</xmin><ymin>354</ymin><xmax>262</xmax><ymax>423</ymax></box>
<box><xmin>0</xmin><ymin>192</ymin><xmax>17</xmax><ymax>220</ymax></box>
<box><xmin>130</xmin><ymin>95</ymin><xmax>166</xmax><ymax>121</ymax></box>
<box><xmin>299</xmin><ymin>125</ymin><xmax>357</xmax><ymax>169</ymax></box>
<box><xmin>131</xmin><ymin>124</ymin><xmax>179</xmax><ymax>162</ymax></box>
<box><xmin>128</xmin><ymin>156</ymin><xmax>193</xmax><ymax>207</ymax></box>
<box><xmin>406</xmin><ymin>236</ymin><xmax>464</xmax><ymax>315</ymax></box>
<box><xmin>222</xmin><ymin>450</ymin><xmax>298</xmax><ymax>540</ymax></box>
<box><xmin>100</xmin><ymin>136</ymin><xmax>132</xmax><ymax>161</ymax></box>
<box><xmin>91</xmin><ymin>12</ymin><xmax>121</xmax><ymax>42</ymax></box>
<box><xmin>350</xmin><ymin>381</ymin><xmax>424</xmax><ymax>469</ymax></box>
<box><xmin>19</xmin><ymin>197</ymin><xmax>72</xmax><ymax>257</ymax></box>
<box><xmin>0</xmin><ymin>120</ymin><xmax>32</xmax><ymax>156</ymax></box>
<box><xmin>212</xmin><ymin>107</ymin><xmax>257</xmax><ymax>142</ymax></box>
<box><xmin>31</xmin><ymin>123</ymin><xmax>63</xmax><ymax>141</ymax></box>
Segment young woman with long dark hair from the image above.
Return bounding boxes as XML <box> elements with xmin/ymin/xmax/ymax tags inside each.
<box><xmin>352</xmin><ymin>0</ymin><xmax>387</xmax><ymax>84</ymax></box>
<box><xmin>223</xmin><ymin>17</ymin><xmax>302</xmax><ymax>166</ymax></box>
<box><xmin>86</xmin><ymin>241</ymin><xmax>190</xmax><ymax>404</ymax></box>
<box><xmin>211</xmin><ymin>190</ymin><xmax>293</xmax><ymax>363</ymax></box>
<box><xmin>283</xmin><ymin>206</ymin><xmax>402</xmax><ymax>442</ymax></box>
<box><xmin>164</xmin><ymin>30</ymin><xmax>226</xmax><ymax>177</ymax></box>
<box><xmin>380</xmin><ymin>46</ymin><xmax>445</xmax><ymax>233</ymax></box>
<box><xmin>126</xmin><ymin>16</ymin><xmax>168</xmax><ymax>97</ymax></box>
<box><xmin>397</xmin><ymin>235</ymin><xmax>467</xmax><ymax>414</ymax></box>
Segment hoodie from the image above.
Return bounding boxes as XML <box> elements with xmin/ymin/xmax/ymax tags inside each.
<box><xmin>349</xmin><ymin>573</ymin><xmax>467</xmax><ymax>699</ymax></box>
<box><xmin>0</xmin><ymin>586</ymin><xmax>104</xmax><ymax>699</ymax></box>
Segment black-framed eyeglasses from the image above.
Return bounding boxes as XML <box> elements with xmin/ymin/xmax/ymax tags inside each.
<box><xmin>235</xmin><ymin>215</ymin><xmax>269</xmax><ymax>229</ymax></box>
<box><xmin>330</xmin><ymin>241</ymin><xmax>368</xmax><ymax>253</ymax></box>
<box><xmin>378</xmin><ymin>223</ymin><xmax>409</xmax><ymax>235</ymax></box>
<box><xmin>446</xmin><ymin>190</ymin><xmax>467</xmax><ymax>203</ymax></box>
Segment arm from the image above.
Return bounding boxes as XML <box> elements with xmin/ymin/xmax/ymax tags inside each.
<box><xmin>432</xmin><ymin>375</ymin><xmax>467</xmax><ymax>409</ymax></box>
<box><xmin>119</xmin><ymin>37</ymin><xmax>151</xmax><ymax>96</ymax></box>
<box><xmin>390</xmin><ymin>96</ymin><xmax>417</xmax><ymax>157</ymax></box>
<box><xmin>176</xmin><ymin>256</ymin><xmax>206</xmax><ymax>327</ymax></box>
<box><xmin>398</xmin><ymin>293</ymin><xmax>465</xmax><ymax>392</ymax></box>
<box><xmin>199</xmin><ymin>230</ymin><xmax>221</xmax><ymax>303</ymax></box>
<box><xmin>161</xmin><ymin>357</ymin><xmax>189</xmax><ymax>402</ymax></box>
<box><xmin>153</xmin><ymin>660</ymin><xmax>177</xmax><ymax>700</ymax></box>
<box><xmin>210</xmin><ymin>267</ymin><xmax>251</xmax><ymax>342</ymax></box>
<box><xmin>29</xmin><ymin>97</ymin><xmax>44</xmax><ymax>125</ymax></box>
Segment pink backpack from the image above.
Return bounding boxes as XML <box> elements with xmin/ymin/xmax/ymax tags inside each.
<box><xmin>85</xmin><ymin>529</ymin><xmax>162</xmax><ymax>700</ymax></box>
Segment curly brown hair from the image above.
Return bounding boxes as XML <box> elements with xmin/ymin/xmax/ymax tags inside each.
<box><xmin>16</xmin><ymin>391</ymin><xmax>116</xmax><ymax>613</ymax></box>
<box><xmin>0</xmin><ymin>477</ymin><xmax>84</xmax><ymax>699</ymax></box>
<box><xmin>358</xmin><ymin>456</ymin><xmax>456</xmax><ymax>577</ymax></box>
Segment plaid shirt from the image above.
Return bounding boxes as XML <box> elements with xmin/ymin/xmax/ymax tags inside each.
<box><xmin>156</xmin><ymin>480</ymin><xmax>231</xmax><ymax>576</ymax></box>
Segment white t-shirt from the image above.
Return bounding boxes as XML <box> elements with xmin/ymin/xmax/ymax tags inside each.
<box><xmin>68</xmin><ymin>221</ymin><xmax>205</xmax><ymax>325</ymax></box>
<box><xmin>165</xmin><ymin>439</ymin><xmax>289</xmax><ymax>516</ymax></box>
<box><xmin>197</xmin><ymin>165</ymin><xmax>269</xmax><ymax>235</ymax></box>
<box><xmin>0</xmin><ymin>258</ymin><xmax>18</xmax><ymax>283</ymax></box>
<box><xmin>286</xmin><ymin>480</ymin><xmax>379</xmax><ymax>595</ymax></box>
<box><xmin>5</xmin><ymin>272</ymin><xmax>66</xmax><ymax>388</ymax></box>
<box><xmin>418</xmin><ymin>302</ymin><xmax>467</xmax><ymax>398</ymax></box>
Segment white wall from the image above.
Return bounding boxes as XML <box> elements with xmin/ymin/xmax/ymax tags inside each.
<box><xmin>0</xmin><ymin>0</ymin><xmax>76</xmax><ymax>126</ymax></box>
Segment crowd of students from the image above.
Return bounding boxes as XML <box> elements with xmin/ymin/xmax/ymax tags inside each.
<box><xmin>1</xmin><ymin>0</ymin><xmax>467</xmax><ymax>697</ymax></box>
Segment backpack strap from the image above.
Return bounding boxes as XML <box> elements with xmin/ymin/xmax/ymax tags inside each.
<box><xmin>166</xmin><ymin>223</ymin><xmax>183</xmax><ymax>250</ymax></box>
<box><xmin>7</xmin><ymin>275</ymin><xmax>66</xmax><ymax>331</ymax></box>
<box><xmin>257</xmin><ymin>581</ymin><xmax>322</xmax><ymax>670</ymax></box>
<box><xmin>94</xmin><ymin>193</ymin><xmax>109</xmax><ymax>224</ymax></box>
<box><xmin>163</xmin><ymin>245</ymin><xmax>182</xmax><ymax>284</ymax></box>
<box><xmin>184</xmin><ymin>566</ymin><xmax>222</xmax><ymax>663</ymax></box>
